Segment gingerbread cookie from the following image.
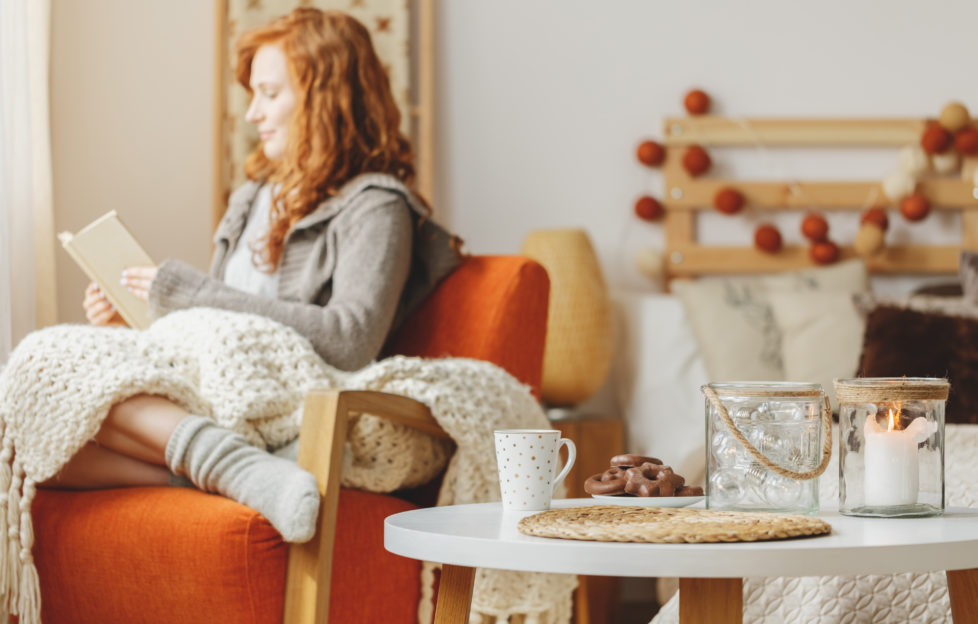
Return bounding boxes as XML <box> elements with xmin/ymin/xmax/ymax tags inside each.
<box><xmin>587</xmin><ymin>452</ymin><xmax>703</xmax><ymax>497</ymax></box>
<box><xmin>584</xmin><ymin>466</ymin><xmax>629</xmax><ymax>495</ymax></box>
<box><xmin>623</xmin><ymin>463</ymin><xmax>686</xmax><ymax>497</ymax></box>
<box><xmin>610</xmin><ymin>454</ymin><xmax>663</xmax><ymax>468</ymax></box>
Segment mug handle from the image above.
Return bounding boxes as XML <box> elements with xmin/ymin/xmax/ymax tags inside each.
<box><xmin>550</xmin><ymin>438</ymin><xmax>577</xmax><ymax>495</ymax></box>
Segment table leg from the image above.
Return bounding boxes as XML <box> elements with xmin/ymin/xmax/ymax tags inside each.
<box><xmin>946</xmin><ymin>568</ymin><xmax>978</xmax><ymax>623</ymax></box>
<box><xmin>434</xmin><ymin>564</ymin><xmax>476</xmax><ymax>624</ymax></box>
<box><xmin>574</xmin><ymin>576</ymin><xmax>592</xmax><ymax>624</ymax></box>
<box><xmin>679</xmin><ymin>577</ymin><xmax>742</xmax><ymax>623</ymax></box>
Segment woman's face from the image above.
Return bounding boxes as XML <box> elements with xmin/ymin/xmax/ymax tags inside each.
<box><xmin>245</xmin><ymin>44</ymin><xmax>296</xmax><ymax>161</ymax></box>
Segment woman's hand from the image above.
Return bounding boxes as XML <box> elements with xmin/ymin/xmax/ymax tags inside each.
<box><xmin>83</xmin><ymin>282</ymin><xmax>126</xmax><ymax>326</ymax></box>
<box><xmin>121</xmin><ymin>266</ymin><xmax>158</xmax><ymax>302</ymax></box>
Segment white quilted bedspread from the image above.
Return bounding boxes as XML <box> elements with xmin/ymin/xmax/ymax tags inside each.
<box><xmin>652</xmin><ymin>424</ymin><xmax>978</xmax><ymax>624</ymax></box>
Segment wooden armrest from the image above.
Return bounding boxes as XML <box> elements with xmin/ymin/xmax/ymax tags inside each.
<box><xmin>283</xmin><ymin>389</ymin><xmax>448</xmax><ymax>624</ymax></box>
<box><xmin>330</xmin><ymin>389</ymin><xmax>450</xmax><ymax>440</ymax></box>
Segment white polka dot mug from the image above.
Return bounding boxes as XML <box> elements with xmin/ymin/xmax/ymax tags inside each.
<box><xmin>493</xmin><ymin>429</ymin><xmax>577</xmax><ymax>511</ymax></box>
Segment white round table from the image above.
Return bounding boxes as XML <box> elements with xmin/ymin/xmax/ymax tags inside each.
<box><xmin>385</xmin><ymin>498</ymin><xmax>978</xmax><ymax>623</ymax></box>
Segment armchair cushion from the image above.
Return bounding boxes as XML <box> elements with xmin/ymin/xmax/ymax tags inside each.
<box><xmin>34</xmin><ymin>487</ymin><xmax>419</xmax><ymax>623</ymax></box>
<box><xmin>385</xmin><ymin>255</ymin><xmax>549</xmax><ymax>396</ymax></box>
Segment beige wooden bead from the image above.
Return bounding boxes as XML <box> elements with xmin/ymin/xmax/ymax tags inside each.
<box><xmin>634</xmin><ymin>247</ymin><xmax>665</xmax><ymax>281</ymax></box>
<box><xmin>853</xmin><ymin>223</ymin><xmax>885</xmax><ymax>257</ymax></box>
<box><xmin>939</xmin><ymin>101</ymin><xmax>971</xmax><ymax>133</ymax></box>
<box><xmin>881</xmin><ymin>169</ymin><xmax>916</xmax><ymax>201</ymax></box>
<box><xmin>898</xmin><ymin>144</ymin><xmax>930</xmax><ymax>177</ymax></box>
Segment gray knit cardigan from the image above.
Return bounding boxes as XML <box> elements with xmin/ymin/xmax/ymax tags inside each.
<box><xmin>148</xmin><ymin>173</ymin><xmax>460</xmax><ymax>370</ymax></box>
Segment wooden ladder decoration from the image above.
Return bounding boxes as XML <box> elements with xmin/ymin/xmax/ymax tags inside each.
<box><xmin>660</xmin><ymin>117</ymin><xmax>978</xmax><ymax>280</ymax></box>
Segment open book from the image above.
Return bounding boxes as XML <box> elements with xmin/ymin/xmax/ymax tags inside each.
<box><xmin>58</xmin><ymin>211</ymin><xmax>155</xmax><ymax>329</ymax></box>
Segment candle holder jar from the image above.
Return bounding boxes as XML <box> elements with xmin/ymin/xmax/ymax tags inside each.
<box><xmin>835</xmin><ymin>378</ymin><xmax>948</xmax><ymax>518</ymax></box>
<box><xmin>703</xmin><ymin>382</ymin><xmax>832</xmax><ymax>515</ymax></box>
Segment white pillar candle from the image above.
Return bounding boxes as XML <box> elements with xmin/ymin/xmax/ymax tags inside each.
<box><xmin>863</xmin><ymin>411</ymin><xmax>929</xmax><ymax>507</ymax></box>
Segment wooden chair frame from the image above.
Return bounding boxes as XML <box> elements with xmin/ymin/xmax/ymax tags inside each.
<box><xmin>283</xmin><ymin>389</ymin><xmax>458</xmax><ymax>623</ymax></box>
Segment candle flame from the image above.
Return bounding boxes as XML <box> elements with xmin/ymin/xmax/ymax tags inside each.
<box><xmin>887</xmin><ymin>409</ymin><xmax>898</xmax><ymax>431</ymax></box>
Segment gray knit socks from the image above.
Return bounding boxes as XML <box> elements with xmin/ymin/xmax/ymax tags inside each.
<box><xmin>165</xmin><ymin>415</ymin><xmax>321</xmax><ymax>543</ymax></box>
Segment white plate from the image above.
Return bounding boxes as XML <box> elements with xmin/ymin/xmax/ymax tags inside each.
<box><xmin>590</xmin><ymin>494</ymin><xmax>704</xmax><ymax>508</ymax></box>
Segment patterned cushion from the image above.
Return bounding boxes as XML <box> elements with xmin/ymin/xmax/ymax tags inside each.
<box><xmin>672</xmin><ymin>260</ymin><xmax>868</xmax><ymax>382</ymax></box>
<box><xmin>769</xmin><ymin>291</ymin><xmax>865</xmax><ymax>411</ymax></box>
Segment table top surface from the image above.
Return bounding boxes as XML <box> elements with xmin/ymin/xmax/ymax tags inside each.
<box><xmin>384</xmin><ymin>499</ymin><xmax>978</xmax><ymax>578</ymax></box>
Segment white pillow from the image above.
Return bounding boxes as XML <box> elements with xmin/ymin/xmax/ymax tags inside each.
<box><xmin>671</xmin><ymin>259</ymin><xmax>869</xmax><ymax>383</ymax></box>
<box><xmin>768</xmin><ymin>291</ymin><xmax>865</xmax><ymax>410</ymax></box>
<box><xmin>610</xmin><ymin>292</ymin><xmax>709</xmax><ymax>482</ymax></box>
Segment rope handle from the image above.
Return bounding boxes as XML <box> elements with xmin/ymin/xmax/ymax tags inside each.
<box><xmin>701</xmin><ymin>385</ymin><xmax>833</xmax><ymax>481</ymax></box>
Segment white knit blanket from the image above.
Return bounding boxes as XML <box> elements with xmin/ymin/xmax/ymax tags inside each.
<box><xmin>0</xmin><ymin>307</ymin><xmax>575</xmax><ymax>624</ymax></box>
<box><xmin>652</xmin><ymin>423</ymin><xmax>978</xmax><ymax>624</ymax></box>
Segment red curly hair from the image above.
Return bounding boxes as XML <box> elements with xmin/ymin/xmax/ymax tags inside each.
<box><xmin>235</xmin><ymin>8</ymin><xmax>418</xmax><ymax>270</ymax></box>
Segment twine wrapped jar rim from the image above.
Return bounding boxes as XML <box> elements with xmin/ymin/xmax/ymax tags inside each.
<box><xmin>834</xmin><ymin>377</ymin><xmax>949</xmax><ymax>402</ymax></box>
<box><xmin>708</xmin><ymin>381</ymin><xmax>825</xmax><ymax>399</ymax></box>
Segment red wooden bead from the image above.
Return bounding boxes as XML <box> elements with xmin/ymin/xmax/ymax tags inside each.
<box><xmin>860</xmin><ymin>207</ymin><xmax>889</xmax><ymax>232</ymax></box>
<box><xmin>754</xmin><ymin>224</ymin><xmax>782</xmax><ymax>253</ymax></box>
<box><xmin>684</xmin><ymin>89</ymin><xmax>711</xmax><ymax>115</ymax></box>
<box><xmin>810</xmin><ymin>240</ymin><xmax>839</xmax><ymax>265</ymax></box>
<box><xmin>955</xmin><ymin>127</ymin><xmax>978</xmax><ymax>156</ymax></box>
<box><xmin>921</xmin><ymin>122</ymin><xmax>952</xmax><ymax>154</ymax></box>
<box><xmin>900</xmin><ymin>193</ymin><xmax>931</xmax><ymax>222</ymax></box>
<box><xmin>801</xmin><ymin>213</ymin><xmax>829</xmax><ymax>242</ymax></box>
<box><xmin>681</xmin><ymin>145</ymin><xmax>711</xmax><ymax>177</ymax></box>
<box><xmin>713</xmin><ymin>187</ymin><xmax>745</xmax><ymax>215</ymax></box>
<box><xmin>636</xmin><ymin>140</ymin><xmax>665</xmax><ymax>167</ymax></box>
<box><xmin>634</xmin><ymin>195</ymin><xmax>664</xmax><ymax>221</ymax></box>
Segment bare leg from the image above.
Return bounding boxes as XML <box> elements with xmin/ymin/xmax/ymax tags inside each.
<box><xmin>40</xmin><ymin>393</ymin><xmax>186</xmax><ymax>490</ymax></box>
<box><xmin>94</xmin><ymin>394</ymin><xmax>188</xmax><ymax>465</ymax></box>
<box><xmin>42</xmin><ymin>442</ymin><xmax>169</xmax><ymax>489</ymax></box>
<box><xmin>37</xmin><ymin>394</ymin><xmax>320</xmax><ymax>542</ymax></box>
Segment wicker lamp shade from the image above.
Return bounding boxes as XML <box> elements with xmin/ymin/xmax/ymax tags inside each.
<box><xmin>521</xmin><ymin>229</ymin><xmax>613</xmax><ymax>406</ymax></box>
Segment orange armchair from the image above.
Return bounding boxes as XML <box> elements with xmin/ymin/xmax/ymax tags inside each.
<box><xmin>30</xmin><ymin>255</ymin><xmax>550</xmax><ymax>623</ymax></box>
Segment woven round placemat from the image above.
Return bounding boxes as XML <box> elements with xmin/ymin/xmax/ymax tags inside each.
<box><xmin>517</xmin><ymin>506</ymin><xmax>831</xmax><ymax>543</ymax></box>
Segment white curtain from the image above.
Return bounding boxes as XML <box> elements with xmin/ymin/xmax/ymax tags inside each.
<box><xmin>0</xmin><ymin>0</ymin><xmax>57</xmax><ymax>365</ymax></box>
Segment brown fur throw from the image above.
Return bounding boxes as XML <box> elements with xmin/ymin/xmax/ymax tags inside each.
<box><xmin>859</xmin><ymin>305</ymin><xmax>978</xmax><ymax>425</ymax></box>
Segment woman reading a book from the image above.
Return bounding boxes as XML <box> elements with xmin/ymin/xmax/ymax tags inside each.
<box><xmin>53</xmin><ymin>8</ymin><xmax>460</xmax><ymax>543</ymax></box>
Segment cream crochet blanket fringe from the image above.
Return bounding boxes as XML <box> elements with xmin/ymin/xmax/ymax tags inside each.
<box><xmin>0</xmin><ymin>308</ymin><xmax>575</xmax><ymax>624</ymax></box>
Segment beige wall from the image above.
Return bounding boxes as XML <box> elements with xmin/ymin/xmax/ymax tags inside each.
<box><xmin>438</xmin><ymin>0</ymin><xmax>977</xmax><ymax>293</ymax></box>
<box><xmin>50</xmin><ymin>1</ymin><xmax>977</xmax><ymax>320</ymax></box>
<box><xmin>51</xmin><ymin>0</ymin><xmax>215</xmax><ymax>323</ymax></box>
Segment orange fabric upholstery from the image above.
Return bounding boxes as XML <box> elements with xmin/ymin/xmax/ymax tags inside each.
<box><xmin>34</xmin><ymin>487</ymin><xmax>287</xmax><ymax>624</ymax></box>
<box><xmin>386</xmin><ymin>255</ymin><xmax>550</xmax><ymax>397</ymax></box>
<box><xmin>31</xmin><ymin>255</ymin><xmax>549</xmax><ymax>623</ymax></box>
<box><xmin>33</xmin><ymin>487</ymin><xmax>419</xmax><ymax>624</ymax></box>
